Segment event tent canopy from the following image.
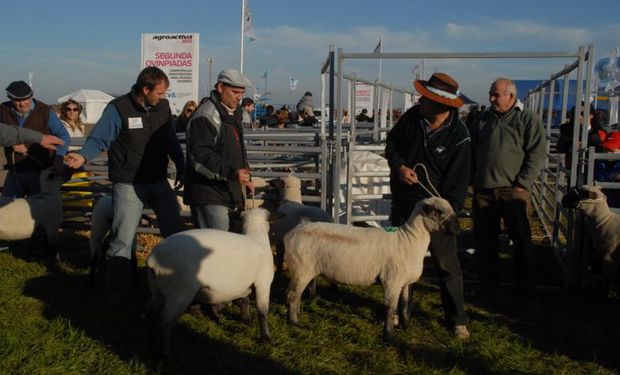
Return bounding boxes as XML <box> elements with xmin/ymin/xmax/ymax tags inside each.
<box><xmin>58</xmin><ymin>89</ymin><xmax>114</xmax><ymax>124</ymax></box>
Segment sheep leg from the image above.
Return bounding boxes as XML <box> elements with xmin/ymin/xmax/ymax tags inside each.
<box><xmin>236</xmin><ymin>297</ymin><xmax>251</xmax><ymax>324</ymax></box>
<box><xmin>286</xmin><ymin>274</ymin><xmax>314</xmax><ymax>325</ymax></box>
<box><xmin>254</xmin><ymin>286</ymin><xmax>271</xmax><ymax>343</ymax></box>
<box><xmin>307</xmin><ymin>278</ymin><xmax>317</xmax><ymax>297</ymax></box>
<box><xmin>158</xmin><ymin>293</ymin><xmax>196</xmax><ymax>357</ymax></box>
<box><xmin>383</xmin><ymin>286</ymin><xmax>401</xmax><ymax>337</ymax></box>
<box><xmin>398</xmin><ymin>284</ymin><xmax>413</xmax><ymax>330</ymax></box>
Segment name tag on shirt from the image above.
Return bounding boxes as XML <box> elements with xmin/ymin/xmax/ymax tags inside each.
<box><xmin>128</xmin><ymin>117</ymin><xmax>143</xmax><ymax>129</ymax></box>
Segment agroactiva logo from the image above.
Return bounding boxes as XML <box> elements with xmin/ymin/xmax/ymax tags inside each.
<box><xmin>152</xmin><ymin>34</ymin><xmax>193</xmax><ymax>42</ymax></box>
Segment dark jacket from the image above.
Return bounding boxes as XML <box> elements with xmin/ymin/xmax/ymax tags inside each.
<box><xmin>184</xmin><ymin>90</ymin><xmax>249</xmax><ymax>208</ymax></box>
<box><xmin>107</xmin><ymin>92</ymin><xmax>173</xmax><ymax>183</ymax></box>
<box><xmin>385</xmin><ymin>105</ymin><xmax>471</xmax><ymax>214</ymax></box>
<box><xmin>0</xmin><ymin>100</ymin><xmax>53</xmax><ymax>171</ymax></box>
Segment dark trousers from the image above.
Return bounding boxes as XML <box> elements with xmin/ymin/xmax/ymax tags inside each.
<box><xmin>473</xmin><ymin>187</ymin><xmax>534</xmax><ymax>285</ymax></box>
<box><xmin>392</xmin><ymin>204</ymin><xmax>469</xmax><ymax>327</ymax></box>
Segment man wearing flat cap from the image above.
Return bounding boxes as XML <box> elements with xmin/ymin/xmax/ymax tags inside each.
<box><xmin>64</xmin><ymin>67</ymin><xmax>185</xmax><ymax>308</ymax></box>
<box><xmin>184</xmin><ymin>68</ymin><xmax>254</xmax><ymax>232</ymax></box>
<box><xmin>0</xmin><ymin>80</ymin><xmax>70</xmax><ymax>197</ymax></box>
<box><xmin>385</xmin><ymin>72</ymin><xmax>471</xmax><ymax>339</ymax></box>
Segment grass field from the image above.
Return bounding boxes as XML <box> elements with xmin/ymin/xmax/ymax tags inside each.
<box><xmin>0</xmin><ymin>225</ymin><xmax>619</xmax><ymax>374</ymax></box>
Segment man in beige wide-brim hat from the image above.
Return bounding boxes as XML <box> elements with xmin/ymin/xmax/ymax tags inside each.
<box><xmin>385</xmin><ymin>72</ymin><xmax>471</xmax><ymax>340</ymax></box>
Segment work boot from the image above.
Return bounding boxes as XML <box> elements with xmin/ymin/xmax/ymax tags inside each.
<box><xmin>103</xmin><ymin>256</ymin><xmax>132</xmax><ymax>310</ymax></box>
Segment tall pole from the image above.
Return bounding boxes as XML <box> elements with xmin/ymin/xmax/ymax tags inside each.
<box><xmin>208</xmin><ymin>58</ymin><xmax>213</xmax><ymax>93</ymax></box>
<box><xmin>240</xmin><ymin>0</ymin><xmax>245</xmax><ymax>74</ymax></box>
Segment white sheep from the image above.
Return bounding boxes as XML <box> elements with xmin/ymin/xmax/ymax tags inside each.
<box><xmin>271</xmin><ymin>175</ymin><xmax>332</xmax><ymax>280</ymax></box>
<box><xmin>0</xmin><ymin>168</ymin><xmax>63</xmax><ymax>254</ymax></box>
<box><xmin>284</xmin><ymin>197</ymin><xmax>458</xmax><ymax>336</ymax></box>
<box><xmin>145</xmin><ymin>207</ymin><xmax>278</xmax><ymax>356</ymax></box>
<box><xmin>561</xmin><ymin>185</ymin><xmax>620</xmax><ymax>295</ymax></box>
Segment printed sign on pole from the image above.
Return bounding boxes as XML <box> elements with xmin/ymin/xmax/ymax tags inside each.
<box><xmin>141</xmin><ymin>33</ymin><xmax>200</xmax><ymax>115</ymax></box>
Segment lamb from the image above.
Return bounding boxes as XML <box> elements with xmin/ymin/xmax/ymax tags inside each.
<box><xmin>145</xmin><ymin>207</ymin><xmax>279</xmax><ymax>356</ymax></box>
<box><xmin>561</xmin><ymin>185</ymin><xmax>620</xmax><ymax>295</ymax></box>
<box><xmin>284</xmin><ymin>197</ymin><xmax>458</xmax><ymax>337</ymax></box>
<box><xmin>0</xmin><ymin>168</ymin><xmax>63</xmax><ymax>255</ymax></box>
<box><xmin>271</xmin><ymin>175</ymin><xmax>332</xmax><ymax>279</ymax></box>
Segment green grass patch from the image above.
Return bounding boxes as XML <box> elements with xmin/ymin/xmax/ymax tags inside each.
<box><xmin>0</xmin><ymin>234</ymin><xmax>618</xmax><ymax>374</ymax></box>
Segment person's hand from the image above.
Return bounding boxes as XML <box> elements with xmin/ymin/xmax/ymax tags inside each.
<box><xmin>244</xmin><ymin>180</ymin><xmax>256</xmax><ymax>196</ymax></box>
<box><xmin>39</xmin><ymin>135</ymin><xmax>64</xmax><ymax>151</ymax></box>
<box><xmin>174</xmin><ymin>173</ymin><xmax>184</xmax><ymax>191</ymax></box>
<box><xmin>13</xmin><ymin>144</ymin><xmax>28</xmax><ymax>154</ymax></box>
<box><xmin>64</xmin><ymin>152</ymin><xmax>86</xmax><ymax>169</ymax></box>
<box><xmin>236</xmin><ymin>168</ymin><xmax>252</xmax><ymax>184</ymax></box>
<box><xmin>399</xmin><ymin>165</ymin><xmax>418</xmax><ymax>185</ymax></box>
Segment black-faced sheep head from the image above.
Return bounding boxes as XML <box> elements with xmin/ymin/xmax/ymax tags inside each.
<box><xmin>415</xmin><ymin>197</ymin><xmax>459</xmax><ymax>235</ymax></box>
<box><xmin>561</xmin><ymin>185</ymin><xmax>606</xmax><ymax>209</ymax></box>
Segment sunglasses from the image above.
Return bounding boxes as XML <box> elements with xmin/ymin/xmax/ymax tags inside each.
<box><xmin>65</xmin><ymin>107</ymin><xmax>80</xmax><ymax>112</ymax></box>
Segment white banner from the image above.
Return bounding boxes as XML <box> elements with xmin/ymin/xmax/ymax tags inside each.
<box><xmin>141</xmin><ymin>33</ymin><xmax>200</xmax><ymax>115</ymax></box>
<box><xmin>355</xmin><ymin>83</ymin><xmax>374</xmax><ymax>117</ymax></box>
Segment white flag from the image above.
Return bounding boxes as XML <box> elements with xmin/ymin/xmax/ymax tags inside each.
<box><xmin>28</xmin><ymin>72</ymin><xmax>34</xmax><ymax>88</ymax></box>
<box><xmin>411</xmin><ymin>62</ymin><xmax>422</xmax><ymax>81</ymax></box>
<box><xmin>289</xmin><ymin>76</ymin><xmax>298</xmax><ymax>90</ymax></box>
<box><xmin>243</xmin><ymin>0</ymin><xmax>256</xmax><ymax>41</ymax></box>
<box><xmin>373</xmin><ymin>38</ymin><xmax>382</xmax><ymax>54</ymax></box>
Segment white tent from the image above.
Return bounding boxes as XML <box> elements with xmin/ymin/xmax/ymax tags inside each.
<box><xmin>57</xmin><ymin>89</ymin><xmax>114</xmax><ymax>124</ymax></box>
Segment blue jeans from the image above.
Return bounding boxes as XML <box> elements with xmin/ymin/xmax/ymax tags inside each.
<box><xmin>1</xmin><ymin>170</ymin><xmax>40</xmax><ymax>198</ymax></box>
<box><xmin>191</xmin><ymin>204</ymin><xmax>231</xmax><ymax>231</ymax></box>
<box><xmin>108</xmin><ymin>180</ymin><xmax>182</xmax><ymax>260</ymax></box>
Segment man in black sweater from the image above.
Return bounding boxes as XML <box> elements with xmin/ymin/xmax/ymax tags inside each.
<box><xmin>385</xmin><ymin>72</ymin><xmax>471</xmax><ymax>340</ymax></box>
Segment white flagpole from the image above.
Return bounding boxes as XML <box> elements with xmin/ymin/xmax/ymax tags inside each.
<box><xmin>378</xmin><ymin>36</ymin><xmax>383</xmax><ymax>83</ymax></box>
<box><xmin>240</xmin><ymin>0</ymin><xmax>245</xmax><ymax>74</ymax></box>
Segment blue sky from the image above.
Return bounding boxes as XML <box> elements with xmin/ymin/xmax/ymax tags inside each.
<box><xmin>0</xmin><ymin>0</ymin><xmax>618</xmax><ymax>107</ymax></box>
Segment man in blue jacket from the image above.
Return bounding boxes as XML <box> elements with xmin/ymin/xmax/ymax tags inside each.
<box><xmin>386</xmin><ymin>72</ymin><xmax>471</xmax><ymax>340</ymax></box>
<box><xmin>64</xmin><ymin>67</ymin><xmax>184</xmax><ymax>308</ymax></box>
<box><xmin>0</xmin><ymin>81</ymin><xmax>70</xmax><ymax>197</ymax></box>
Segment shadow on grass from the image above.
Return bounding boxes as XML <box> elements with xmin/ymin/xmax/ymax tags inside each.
<box><xmin>20</xmin><ymin>262</ymin><xmax>297</xmax><ymax>374</ymax></box>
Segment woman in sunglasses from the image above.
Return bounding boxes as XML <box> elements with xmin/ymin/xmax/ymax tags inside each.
<box><xmin>60</xmin><ymin>99</ymin><xmax>85</xmax><ymax>150</ymax></box>
<box><xmin>175</xmin><ymin>100</ymin><xmax>197</xmax><ymax>133</ymax></box>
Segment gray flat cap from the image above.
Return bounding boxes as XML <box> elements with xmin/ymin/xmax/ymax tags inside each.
<box><xmin>217</xmin><ymin>69</ymin><xmax>252</xmax><ymax>88</ymax></box>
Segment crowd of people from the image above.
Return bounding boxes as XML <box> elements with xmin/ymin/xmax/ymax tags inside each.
<box><xmin>1</xmin><ymin>65</ymin><xmax>614</xmax><ymax>342</ymax></box>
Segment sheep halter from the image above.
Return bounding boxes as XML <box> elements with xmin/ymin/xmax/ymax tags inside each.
<box><xmin>413</xmin><ymin>163</ymin><xmax>441</xmax><ymax>198</ymax></box>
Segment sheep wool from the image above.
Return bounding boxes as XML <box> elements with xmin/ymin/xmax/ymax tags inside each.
<box><xmin>284</xmin><ymin>197</ymin><xmax>459</xmax><ymax>337</ymax></box>
<box><xmin>145</xmin><ymin>207</ymin><xmax>276</xmax><ymax>356</ymax></box>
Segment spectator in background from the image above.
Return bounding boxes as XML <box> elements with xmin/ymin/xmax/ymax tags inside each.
<box><xmin>175</xmin><ymin>100</ymin><xmax>197</xmax><ymax>133</ymax></box>
<box><xmin>296</xmin><ymin>91</ymin><xmax>314</xmax><ymax>116</ymax></box>
<box><xmin>184</xmin><ymin>69</ymin><xmax>254</xmax><ymax>232</ymax></box>
<box><xmin>59</xmin><ymin>99</ymin><xmax>85</xmax><ymax>151</ymax></box>
<box><xmin>298</xmin><ymin>106</ymin><xmax>318</xmax><ymax>126</ymax></box>
<box><xmin>275</xmin><ymin>110</ymin><xmax>288</xmax><ymax>129</ymax></box>
<box><xmin>342</xmin><ymin>109</ymin><xmax>351</xmax><ymax>124</ymax></box>
<box><xmin>260</xmin><ymin>104</ymin><xmax>277</xmax><ymax>128</ymax></box>
<box><xmin>64</xmin><ymin>67</ymin><xmax>185</xmax><ymax>308</ymax></box>
<box><xmin>356</xmin><ymin>108</ymin><xmax>371</xmax><ymax>122</ymax></box>
<box><xmin>0</xmin><ymin>80</ymin><xmax>70</xmax><ymax>197</ymax></box>
<box><xmin>241</xmin><ymin>97</ymin><xmax>256</xmax><ymax>129</ymax></box>
<box><xmin>470</xmin><ymin>78</ymin><xmax>546</xmax><ymax>289</ymax></box>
